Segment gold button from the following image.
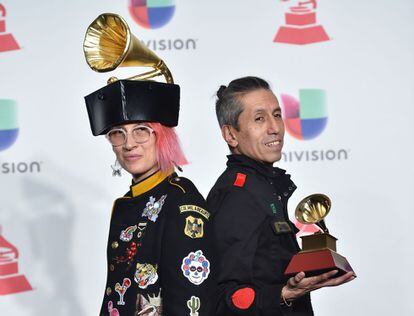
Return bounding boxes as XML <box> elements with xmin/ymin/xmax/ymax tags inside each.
<box><xmin>106</xmin><ymin>287</ymin><xmax>112</xmax><ymax>295</ymax></box>
<box><xmin>111</xmin><ymin>241</ymin><xmax>119</xmax><ymax>249</ymax></box>
<box><xmin>109</xmin><ymin>264</ymin><xmax>115</xmax><ymax>272</ymax></box>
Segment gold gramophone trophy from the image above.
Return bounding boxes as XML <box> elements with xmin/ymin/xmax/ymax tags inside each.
<box><xmin>83</xmin><ymin>13</ymin><xmax>174</xmax><ymax>84</ymax></box>
<box><xmin>284</xmin><ymin>194</ymin><xmax>354</xmax><ymax>277</ymax></box>
<box><xmin>82</xmin><ymin>13</ymin><xmax>180</xmax><ymax>137</ymax></box>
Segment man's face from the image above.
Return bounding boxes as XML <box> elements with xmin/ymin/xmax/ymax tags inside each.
<box><xmin>227</xmin><ymin>89</ymin><xmax>285</xmax><ymax>164</ymax></box>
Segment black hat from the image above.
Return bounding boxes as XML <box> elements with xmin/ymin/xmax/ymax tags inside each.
<box><xmin>84</xmin><ymin>80</ymin><xmax>180</xmax><ymax>136</ymax></box>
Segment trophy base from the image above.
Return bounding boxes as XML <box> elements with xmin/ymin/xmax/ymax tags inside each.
<box><xmin>0</xmin><ymin>33</ymin><xmax>20</xmax><ymax>52</ymax></box>
<box><xmin>0</xmin><ymin>274</ymin><xmax>32</xmax><ymax>295</ymax></box>
<box><xmin>301</xmin><ymin>232</ymin><xmax>337</xmax><ymax>252</ymax></box>
<box><xmin>284</xmin><ymin>248</ymin><xmax>354</xmax><ymax>277</ymax></box>
<box><xmin>274</xmin><ymin>25</ymin><xmax>329</xmax><ymax>45</ymax></box>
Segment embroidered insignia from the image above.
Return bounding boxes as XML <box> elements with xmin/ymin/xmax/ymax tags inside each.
<box><xmin>184</xmin><ymin>216</ymin><xmax>204</xmax><ymax>239</ymax></box>
<box><xmin>108</xmin><ymin>301</ymin><xmax>119</xmax><ymax>316</ymax></box>
<box><xmin>270</xmin><ymin>203</ymin><xmax>277</xmax><ymax>215</ymax></box>
<box><xmin>136</xmin><ymin>289</ymin><xmax>162</xmax><ymax>315</ymax></box>
<box><xmin>120</xmin><ymin>225</ymin><xmax>137</xmax><ymax>242</ymax></box>
<box><xmin>181</xmin><ymin>250</ymin><xmax>210</xmax><ymax>285</ymax></box>
<box><xmin>272</xmin><ymin>221</ymin><xmax>292</xmax><ymax>234</ymax></box>
<box><xmin>233</xmin><ymin>173</ymin><xmax>246</xmax><ymax>187</ymax></box>
<box><xmin>135</xmin><ymin>263</ymin><xmax>158</xmax><ymax>289</ymax></box>
<box><xmin>137</xmin><ymin>222</ymin><xmax>147</xmax><ymax>239</ymax></box>
<box><xmin>142</xmin><ymin>195</ymin><xmax>167</xmax><ymax>222</ymax></box>
<box><xmin>115</xmin><ymin>278</ymin><xmax>131</xmax><ymax>305</ymax></box>
<box><xmin>179</xmin><ymin>205</ymin><xmax>210</xmax><ymax>220</ymax></box>
<box><xmin>187</xmin><ymin>296</ymin><xmax>201</xmax><ymax>316</ymax></box>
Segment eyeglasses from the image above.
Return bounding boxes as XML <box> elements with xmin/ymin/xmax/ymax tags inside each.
<box><xmin>106</xmin><ymin>125</ymin><xmax>154</xmax><ymax>147</ymax></box>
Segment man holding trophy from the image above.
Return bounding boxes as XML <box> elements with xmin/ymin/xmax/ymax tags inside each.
<box><xmin>207</xmin><ymin>76</ymin><xmax>355</xmax><ymax>315</ymax></box>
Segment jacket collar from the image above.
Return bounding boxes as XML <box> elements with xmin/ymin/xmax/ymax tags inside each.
<box><xmin>130</xmin><ymin>170</ymin><xmax>173</xmax><ymax>197</ymax></box>
<box><xmin>226</xmin><ymin>154</ymin><xmax>286</xmax><ymax>179</ymax></box>
<box><xmin>226</xmin><ymin>154</ymin><xmax>297</xmax><ymax>198</ymax></box>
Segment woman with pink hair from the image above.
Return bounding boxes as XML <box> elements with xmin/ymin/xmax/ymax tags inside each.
<box><xmin>84</xmin><ymin>79</ymin><xmax>216</xmax><ymax>315</ymax></box>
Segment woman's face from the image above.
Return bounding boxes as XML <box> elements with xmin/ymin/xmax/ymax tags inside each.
<box><xmin>109</xmin><ymin>123</ymin><xmax>158</xmax><ymax>181</ymax></box>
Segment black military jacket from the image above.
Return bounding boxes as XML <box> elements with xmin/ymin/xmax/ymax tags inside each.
<box><xmin>100</xmin><ymin>171</ymin><xmax>215</xmax><ymax>315</ymax></box>
<box><xmin>207</xmin><ymin>155</ymin><xmax>313</xmax><ymax>316</ymax></box>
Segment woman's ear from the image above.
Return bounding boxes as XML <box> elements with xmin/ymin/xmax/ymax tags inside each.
<box><xmin>221</xmin><ymin>125</ymin><xmax>238</xmax><ymax>148</ymax></box>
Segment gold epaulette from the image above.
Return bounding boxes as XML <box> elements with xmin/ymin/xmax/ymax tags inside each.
<box><xmin>168</xmin><ymin>176</ymin><xmax>186</xmax><ymax>193</ymax></box>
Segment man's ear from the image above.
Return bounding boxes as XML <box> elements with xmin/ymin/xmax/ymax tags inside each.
<box><xmin>221</xmin><ymin>125</ymin><xmax>238</xmax><ymax>148</ymax></box>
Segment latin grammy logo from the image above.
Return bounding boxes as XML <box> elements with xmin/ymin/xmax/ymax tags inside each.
<box><xmin>0</xmin><ymin>3</ymin><xmax>20</xmax><ymax>53</ymax></box>
<box><xmin>274</xmin><ymin>0</ymin><xmax>330</xmax><ymax>45</ymax></box>
<box><xmin>0</xmin><ymin>226</ymin><xmax>32</xmax><ymax>295</ymax></box>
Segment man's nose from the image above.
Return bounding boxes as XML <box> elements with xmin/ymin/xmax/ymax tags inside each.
<box><xmin>267</xmin><ymin>118</ymin><xmax>281</xmax><ymax>134</ymax></box>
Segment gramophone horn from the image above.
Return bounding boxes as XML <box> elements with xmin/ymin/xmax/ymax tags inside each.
<box><xmin>295</xmin><ymin>194</ymin><xmax>331</xmax><ymax>233</ymax></box>
<box><xmin>83</xmin><ymin>13</ymin><xmax>173</xmax><ymax>83</ymax></box>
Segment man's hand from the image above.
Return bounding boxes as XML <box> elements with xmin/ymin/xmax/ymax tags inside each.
<box><xmin>281</xmin><ymin>270</ymin><xmax>356</xmax><ymax>302</ymax></box>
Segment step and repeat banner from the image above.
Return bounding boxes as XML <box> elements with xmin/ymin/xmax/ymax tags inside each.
<box><xmin>1</xmin><ymin>0</ymin><xmax>413</xmax><ymax>315</ymax></box>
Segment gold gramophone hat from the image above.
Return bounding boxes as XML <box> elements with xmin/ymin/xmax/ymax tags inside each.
<box><xmin>83</xmin><ymin>13</ymin><xmax>179</xmax><ymax>136</ymax></box>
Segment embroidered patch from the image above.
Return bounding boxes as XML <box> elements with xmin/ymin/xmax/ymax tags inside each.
<box><xmin>187</xmin><ymin>296</ymin><xmax>201</xmax><ymax>316</ymax></box>
<box><xmin>113</xmin><ymin>241</ymin><xmax>137</xmax><ymax>265</ymax></box>
<box><xmin>115</xmin><ymin>278</ymin><xmax>131</xmax><ymax>305</ymax></box>
<box><xmin>184</xmin><ymin>216</ymin><xmax>204</xmax><ymax>239</ymax></box>
<box><xmin>179</xmin><ymin>205</ymin><xmax>210</xmax><ymax>220</ymax></box>
<box><xmin>272</xmin><ymin>221</ymin><xmax>292</xmax><ymax>234</ymax></box>
<box><xmin>134</xmin><ymin>263</ymin><xmax>158</xmax><ymax>289</ymax></box>
<box><xmin>136</xmin><ymin>289</ymin><xmax>162</xmax><ymax>315</ymax></box>
<box><xmin>137</xmin><ymin>222</ymin><xmax>147</xmax><ymax>239</ymax></box>
<box><xmin>108</xmin><ymin>301</ymin><xmax>119</xmax><ymax>316</ymax></box>
<box><xmin>142</xmin><ymin>195</ymin><xmax>167</xmax><ymax>222</ymax></box>
<box><xmin>233</xmin><ymin>173</ymin><xmax>246</xmax><ymax>187</ymax></box>
<box><xmin>231</xmin><ymin>287</ymin><xmax>255</xmax><ymax>310</ymax></box>
<box><xmin>120</xmin><ymin>225</ymin><xmax>137</xmax><ymax>242</ymax></box>
<box><xmin>181</xmin><ymin>250</ymin><xmax>210</xmax><ymax>285</ymax></box>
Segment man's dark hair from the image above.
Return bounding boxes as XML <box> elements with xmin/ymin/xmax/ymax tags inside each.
<box><xmin>215</xmin><ymin>76</ymin><xmax>270</xmax><ymax>130</ymax></box>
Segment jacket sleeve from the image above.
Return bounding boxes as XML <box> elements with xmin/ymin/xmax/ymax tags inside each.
<box><xmin>209</xmin><ymin>187</ymin><xmax>288</xmax><ymax>316</ymax></box>
<box><xmin>161</xmin><ymin>182</ymin><xmax>216</xmax><ymax>316</ymax></box>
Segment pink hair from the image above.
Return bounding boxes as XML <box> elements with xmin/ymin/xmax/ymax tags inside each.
<box><xmin>147</xmin><ymin>122</ymin><xmax>188</xmax><ymax>173</ymax></box>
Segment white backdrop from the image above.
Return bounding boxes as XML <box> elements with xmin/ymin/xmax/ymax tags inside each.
<box><xmin>1</xmin><ymin>0</ymin><xmax>413</xmax><ymax>315</ymax></box>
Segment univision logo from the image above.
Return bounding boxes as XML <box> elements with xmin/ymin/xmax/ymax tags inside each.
<box><xmin>280</xmin><ymin>89</ymin><xmax>327</xmax><ymax>140</ymax></box>
<box><xmin>128</xmin><ymin>0</ymin><xmax>175</xmax><ymax>29</ymax></box>
<box><xmin>127</xmin><ymin>0</ymin><xmax>197</xmax><ymax>51</ymax></box>
<box><xmin>280</xmin><ymin>90</ymin><xmax>350</xmax><ymax>162</ymax></box>
<box><xmin>0</xmin><ymin>99</ymin><xmax>18</xmax><ymax>151</ymax></box>
<box><xmin>0</xmin><ymin>99</ymin><xmax>43</xmax><ymax>173</ymax></box>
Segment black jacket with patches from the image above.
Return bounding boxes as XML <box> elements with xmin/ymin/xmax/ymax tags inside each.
<box><xmin>207</xmin><ymin>155</ymin><xmax>313</xmax><ymax>316</ymax></box>
<box><xmin>100</xmin><ymin>171</ymin><xmax>216</xmax><ymax>315</ymax></box>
